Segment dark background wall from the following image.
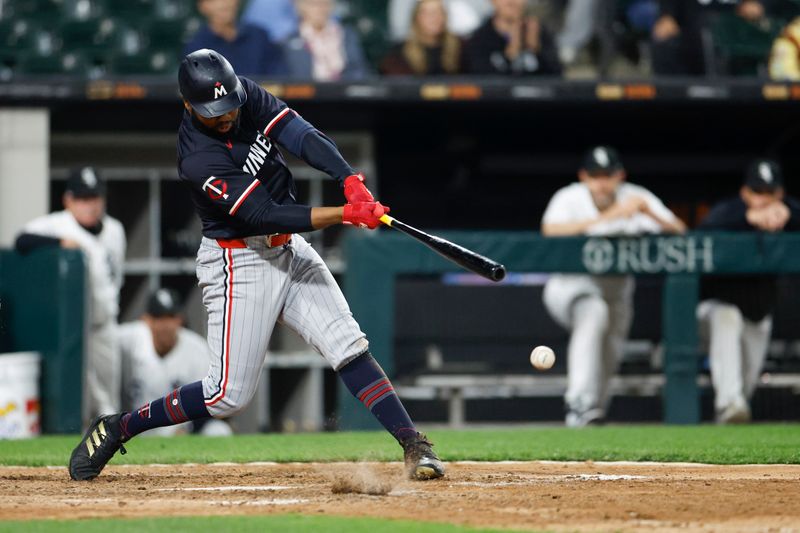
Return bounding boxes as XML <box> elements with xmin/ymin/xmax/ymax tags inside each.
<box><xmin>47</xmin><ymin>95</ymin><xmax>800</xmax><ymax>231</ymax></box>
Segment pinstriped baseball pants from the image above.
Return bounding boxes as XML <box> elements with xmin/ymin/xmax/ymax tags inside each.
<box><xmin>196</xmin><ymin>234</ymin><xmax>369</xmax><ymax>417</ymax></box>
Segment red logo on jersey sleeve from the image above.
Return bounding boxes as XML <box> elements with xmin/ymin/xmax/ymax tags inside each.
<box><xmin>202</xmin><ymin>176</ymin><xmax>229</xmax><ymax>200</ymax></box>
<box><xmin>137</xmin><ymin>402</ymin><xmax>151</xmax><ymax>419</ymax></box>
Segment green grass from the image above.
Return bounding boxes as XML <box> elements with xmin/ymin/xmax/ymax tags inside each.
<box><xmin>0</xmin><ymin>515</ymin><xmax>519</xmax><ymax>532</ymax></box>
<box><xmin>1</xmin><ymin>424</ymin><xmax>799</xmax><ymax>467</ymax></box>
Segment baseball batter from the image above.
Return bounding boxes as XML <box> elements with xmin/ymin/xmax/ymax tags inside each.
<box><xmin>541</xmin><ymin>146</ymin><xmax>685</xmax><ymax>427</ymax></box>
<box><xmin>119</xmin><ymin>289</ymin><xmax>231</xmax><ymax>437</ymax></box>
<box><xmin>69</xmin><ymin>48</ymin><xmax>444</xmax><ymax>481</ymax></box>
<box><xmin>15</xmin><ymin>168</ymin><xmax>126</xmax><ymax>425</ymax></box>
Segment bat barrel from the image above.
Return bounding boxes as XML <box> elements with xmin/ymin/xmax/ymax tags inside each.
<box><xmin>490</xmin><ymin>264</ymin><xmax>507</xmax><ymax>282</ymax></box>
<box><xmin>382</xmin><ymin>215</ymin><xmax>507</xmax><ymax>283</ymax></box>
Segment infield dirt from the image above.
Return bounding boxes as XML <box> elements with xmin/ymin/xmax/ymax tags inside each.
<box><xmin>1</xmin><ymin>462</ymin><xmax>799</xmax><ymax>532</ymax></box>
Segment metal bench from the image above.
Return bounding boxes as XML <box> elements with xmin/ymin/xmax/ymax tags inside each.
<box><xmin>233</xmin><ymin>350</ymin><xmax>330</xmax><ymax>433</ymax></box>
<box><xmin>395</xmin><ymin>373</ymin><xmax>800</xmax><ymax>428</ymax></box>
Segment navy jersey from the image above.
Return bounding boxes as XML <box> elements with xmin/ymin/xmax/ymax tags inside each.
<box><xmin>699</xmin><ymin>196</ymin><xmax>800</xmax><ymax>232</ymax></box>
<box><xmin>699</xmin><ymin>195</ymin><xmax>800</xmax><ymax>321</ymax></box>
<box><xmin>178</xmin><ymin>76</ymin><xmax>346</xmax><ymax>239</ymax></box>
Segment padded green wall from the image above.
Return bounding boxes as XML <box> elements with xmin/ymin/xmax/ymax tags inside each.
<box><xmin>0</xmin><ymin>248</ymin><xmax>85</xmax><ymax>433</ymax></box>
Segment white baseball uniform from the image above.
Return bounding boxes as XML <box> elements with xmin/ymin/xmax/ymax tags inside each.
<box><xmin>697</xmin><ymin>300</ymin><xmax>771</xmax><ymax>420</ymax></box>
<box><xmin>118</xmin><ymin>320</ymin><xmax>231</xmax><ymax>436</ymax></box>
<box><xmin>197</xmin><ymin>234</ymin><xmax>369</xmax><ymax>418</ymax></box>
<box><xmin>541</xmin><ymin>182</ymin><xmax>679</xmax><ymax>425</ymax></box>
<box><xmin>20</xmin><ymin>210</ymin><xmax>126</xmax><ymax>422</ymax></box>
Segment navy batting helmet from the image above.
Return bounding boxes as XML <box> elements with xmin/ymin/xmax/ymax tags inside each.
<box><xmin>179</xmin><ymin>49</ymin><xmax>247</xmax><ymax>118</ymax></box>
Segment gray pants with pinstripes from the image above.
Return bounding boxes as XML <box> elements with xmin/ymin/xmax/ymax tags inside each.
<box><xmin>196</xmin><ymin>234</ymin><xmax>369</xmax><ymax>418</ymax></box>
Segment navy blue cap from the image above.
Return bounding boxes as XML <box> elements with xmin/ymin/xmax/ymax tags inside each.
<box><xmin>179</xmin><ymin>49</ymin><xmax>247</xmax><ymax>118</ymax></box>
<box><xmin>582</xmin><ymin>146</ymin><xmax>624</xmax><ymax>174</ymax></box>
<box><xmin>66</xmin><ymin>167</ymin><xmax>105</xmax><ymax>198</ymax></box>
<box><xmin>146</xmin><ymin>289</ymin><xmax>182</xmax><ymax>317</ymax></box>
<box><xmin>744</xmin><ymin>159</ymin><xmax>783</xmax><ymax>193</ymax></box>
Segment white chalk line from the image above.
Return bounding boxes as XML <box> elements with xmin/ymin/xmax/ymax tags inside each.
<box><xmin>206</xmin><ymin>498</ymin><xmax>307</xmax><ymax>506</ymax></box>
<box><xmin>567</xmin><ymin>474</ymin><xmax>647</xmax><ymax>480</ymax></box>
<box><xmin>58</xmin><ymin>498</ymin><xmax>116</xmax><ymax>504</ymax></box>
<box><xmin>154</xmin><ymin>485</ymin><xmax>292</xmax><ymax>492</ymax></box>
<box><xmin>3</xmin><ymin>461</ymin><xmax>799</xmax><ymax>470</ymax></box>
<box><xmin>451</xmin><ymin>474</ymin><xmax>648</xmax><ymax>488</ymax></box>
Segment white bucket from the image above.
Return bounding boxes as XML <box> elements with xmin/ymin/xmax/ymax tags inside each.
<box><xmin>0</xmin><ymin>352</ymin><xmax>41</xmax><ymax>439</ymax></box>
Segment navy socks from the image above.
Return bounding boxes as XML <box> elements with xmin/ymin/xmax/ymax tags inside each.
<box><xmin>120</xmin><ymin>381</ymin><xmax>210</xmax><ymax>439</ymax></box>
<box><xmin>119</xmin><ymin>354</ymin><xmax>417</xmax><ymax>444</ymax></box>
<box><xmin>338</xmin><ymin>352</ymin><xmax>417</xmax><ymax>443</ymax></box>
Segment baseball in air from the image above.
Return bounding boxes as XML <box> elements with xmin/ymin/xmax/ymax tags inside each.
<box><xmin>530</xmin><ymin>346</ymin><xmax>556</xmax><ymax>370</ymax></box>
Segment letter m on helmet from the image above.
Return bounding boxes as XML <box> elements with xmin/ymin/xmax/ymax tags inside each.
<box><xmin>213</xmin><ymin>82</ymin><xmax>227</xmax><ymax>99</ymax></box>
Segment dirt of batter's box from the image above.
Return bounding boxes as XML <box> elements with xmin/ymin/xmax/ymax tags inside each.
<box><xmin>1</xmin><ymin>462</ymin><xmax>800</xmax><ymax>532</ymax></box>
<box><xmin>328</xmin><ymin>463</ymin><xmax>398</xmax><ymax>495</ymax></box>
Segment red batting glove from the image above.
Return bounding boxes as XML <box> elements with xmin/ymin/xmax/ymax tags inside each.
<box><xmin>343</xmin><ymin>173</ymin><xmax>374</xmax><ymax>203</ymax></box>
<box><xmin>343</xmin><ymin>201</ymin><xmax>390</xmax><ymax>229</ymax></box>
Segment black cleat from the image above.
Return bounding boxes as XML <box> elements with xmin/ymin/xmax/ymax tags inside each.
<box><xmin>69</xmin><ymin>414</ymin><xmax>127</xmax><ymax>481</ymax></box>
<box><xmin>401</xmin><ymin>432</ymin><xmax>445</xmax><ymax>480</ymax></box>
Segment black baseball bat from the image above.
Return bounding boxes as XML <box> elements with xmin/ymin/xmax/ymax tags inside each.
<box><xmin>379</xmin><ymin>214</ymin><xmax>506</xmax><ymax>282</ymax></box>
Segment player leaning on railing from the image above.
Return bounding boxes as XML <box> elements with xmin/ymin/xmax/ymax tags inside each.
<box><xmin>540</xmin><ymin>146</ymin><xmax>686</xmax><ymax>427</ymax></box>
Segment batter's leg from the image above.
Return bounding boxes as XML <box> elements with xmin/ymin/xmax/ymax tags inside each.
<box><xmin>200</xmin><ymin>245</ymin><xmax>288</xmax><ymax>417</ymax></box>
<box><xmin>121</xmin><ymin>242</ymin><xmax>289</xmax><ymax>438</ymax></box>
<box><xmin>280</xmin><ymin>237</ymin><xmax>443</xmax><ymax>479</ymax></box>
<box><xmin>279</xmin><ymin>237</ymin><xmax>412</xmax><ymax>438</ymax></box>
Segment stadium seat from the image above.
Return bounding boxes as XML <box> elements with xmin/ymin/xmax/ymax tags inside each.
<box><xmin>2</xmin><ymin>0</ymin><xmax>63</xmax><ymax>22</ymax></box>
<box><xmin>0</xmin><ymin>51</ymin><xmax>17</xmax><ymax>81</ymax></box>
<box><xmin>145</xmin><ymin>17</ymin><xmax>202</xmax><ymax>49</ymax></box>
<box><xmin>115</xmin><ymin>26</ymin><xmax>148</xmax><ymax>56</ymax></box>
<box><xmin>153</xmin><ymin>0</ymin><xmax>196</xmax><ymax>20</ymax></box>
<box><xmin>713</xmin><ymin>12</ymin><xmax>779</xmax><ymax>76</ymax></box>
<box><xmin>97</xmin><ymin>0</ymin><xmax>154</xmax><ymax>19</ymax></box>
<box><xmin>59</xmin><ymin>17</ymin><xmax>127</xmax><ymax>58</ymax></box>
<box><xmin>2</xmin><ymin>28</ymin><xmax>62</xmax><ymax>58</ymax></box>
<box><xmin>62</xmin><ymin>0</ymin><xmax>106</xmax><ymax>21</ymax></box>
<box><xmin>15</xmin><ymin>51</ymin><xmax>89</xmax><ymax>76</ymax></box>
<box><xmin>339</xmin><ymin>1</ymin><xmax>391</xmax><ymax>68</ymax></box>
<box><xmin>109</xmin><ymin>49</ymin><xmax>178</xmax><ymax>75</ymax></box>
<box><xmin>0</xmin><ymin>19</ymin><xmax>38</xmax><ymax>52</ymax></box>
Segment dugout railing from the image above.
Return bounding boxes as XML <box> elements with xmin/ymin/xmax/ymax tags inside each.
<box><xmin>341</xmin><ymin>231</ymin><xmax>800</xmax><ymax>429</ymax></box>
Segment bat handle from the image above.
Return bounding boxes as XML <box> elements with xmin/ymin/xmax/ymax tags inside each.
<box><xmin>379</xmin><ymin>214</ymin><xmax>395</xmax><ymax>226</ymax></box>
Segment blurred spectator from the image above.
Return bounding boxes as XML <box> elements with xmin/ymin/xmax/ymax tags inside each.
<box><xmin>651</xmin><ymin>0</ymin><xmax>777</xmax><ymax>76</ymax></box>
<box><xmin>184</xmin><ymin>0</ymin><xmax>289</xmax><ymax>76</ymax></box>
<box><xmin>282</xmin><ymin>0</ymin><xmax>371</xmax><ymax>80</ymax></box>
<box><xmin>462</xmin><ymin>0</ymin><xmax>562</xmax><ymax>75</ymax></box>
<box><xmin>381</xmin><ymin>0</ymin><xmax>463</xmax><ymax>75</ymax></box>
<box><xmin>623</xmin><ymin>0</ymin><xmax>660</xmax><ymax>33</ymax></box>
<box><xmin>713</xmin><ymin>1</ymin><xmax>781</xmax><ymax>76</ymax></box>
<box><xmin>15</xmin><ymin>167</ymin><xmax>126</xmax><ymax>427</ymax></box>
<box><xmin>607</xmin><ymin>0</ymin><xmax>661</xmax><ymax>75</ymax></box>
<box><xmin>697</xmin><ymin>159</ymin><xmax>800</xmax><ymax>423</ymax></box>
<box><xmin>242</xmin><ymin>0</ymin><xmax>300</xmax><ymax>42</ymax></box>
<box><xmin>389</xmin><ymin>0</ymin><xmax>492</xmax><ymax>41</ymax></box>
<box><xmin>651</xmin><ymin>0</ymin><xmax>733</xmax><ymax>76</ymax></box>
<box><xmin>119</xmin><ymin>289</ymin><xmax>232</xmax><ymax>437</ymax></box>
<box><xmin>540</xmin><ymin>147</ymin><xmax>685</xmax><ymax>427</ymax></box>
<box><xmin>556</xmin><ymin>0</ymin><xmax>649</xmax><ymax>76</ymax></box>
<box><xmin>769</xmin><ymin>16</ymin><xmax>800</xmax><ymax>79</ymax></box>
<box><xmin>556</xmin><ymin>0</ymin><xmax>600</xmax><ymax>66</ymax></box>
